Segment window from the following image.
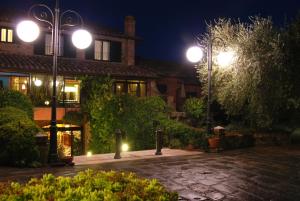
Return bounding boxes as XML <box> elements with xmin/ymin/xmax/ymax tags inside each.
<box><xmin>115</xmin><ymin>83</ymin><xmax>125</xmax><ymax>95</ymax></box>
<box><xmin>95</xmin><ymin>40</ymin><xmax>110</xmax><ymax>61</ymax></box>
<box><xmin>10</xmin><ymin>76</ymin><xmax>29</xmax><ymax>94</ymax></box>
<box><xmin>45</xmin><ymin>34</ymin><xmax>64</xmax><ymax>56</ymax></box>
<box><xmin>61</xmin><ymin>79</ymin><xmax>80</xmax><ymax>103</ymax></box>
<box><xmin>1</xmin><ymin>28</ymin><xmax>13</xmax><ymax>43</ymax></box>
<box><xmin>114</xmin><ymin>80</ymin><xmax>146</xmax><ymax>97</ymax></box>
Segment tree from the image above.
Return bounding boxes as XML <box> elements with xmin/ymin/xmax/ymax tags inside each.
<box><xmin>196</xmin><ymin>17</ymin><xmax>294</xmax><ymax>129</ymax></box>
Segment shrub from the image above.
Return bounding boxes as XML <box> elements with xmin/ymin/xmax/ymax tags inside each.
<box><xmin>290</xmin><ymin>128</ymin><xmax>300</xmax><ymax>144</ymax></box>
<box><xmin>0</xmin><ymin>89</ymin><xmax>33</xmax><ymax>118</ymax></box>
<box><xmin>160</xmin><ymin>118</ymin><xmax>206</xmax><ymax>149</ymax></box>
<box><xmin>183</xmin><ymin>98</ymin><xmax>205</xmax><ymax>127</ymax></box>
<box><xmin>0</xmin><ymin>107</ymin><xmax>40</xmax><ymax>167</ymax></box>
<box><xmin>0</xmin><ymin>169</ymin><xmax>178</xmax><ymax>201</ymax></box>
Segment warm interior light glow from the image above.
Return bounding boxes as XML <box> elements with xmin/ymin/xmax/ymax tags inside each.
<box><xmin>186</xmin><ymin>46</ymin><xmax>204</xmax><ymax>63</ymax></box>
<box><xmin>16</xmin><ymin>20</ymin><xmax>40</xmax><ymax>43</ymax></box>
<box><xmin>44</xmin><ymin>100</ymin><xmax>50</xmax><ymax>105</ymax></box>
<box><xmin>217</xmin><ymin>51</ymin><xmax>235</xmax><ymax>67</ymax></box>
<box><xmin>121</xmin><ymin>143</ymin><xmax>129</xmax><ymax>152</ymax></box>
<box><xmin>64</xmin><ymin>86</ymin><xmax>77</xmax><ymax>92</ymax></box>
<box><xmin>50</xmin><ymin>81</ymin><xmax>60</xmax><ymax>87</ymax></box>
<box><xmin>34</xmin><ymin>79</ymin><xmax>42</xmax><ymax>87</ymax></box>
<box><xmin>72</xmin><ymin>29</ymin><xmax>92</xmax><ymax>49</ymax></box>
<box><xmin>87</xmin><ymin>151</ymin><xmax>93</xmax><ymax>157</ymax></box>
<box><xmin>21</xmin><ymin>84</ymin><xmax>26</xmax><ymax>90</ymax></box>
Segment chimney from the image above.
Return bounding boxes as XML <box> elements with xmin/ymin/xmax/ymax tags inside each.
<box><xmin>124</xmin><ymin>16</ymin><xmax>135</xmax><ymax>66</ymax></box>
<box><xmin>125</xmin><ymin>16</ymin><xmax>135</xmax><ymax>37</ymax></box>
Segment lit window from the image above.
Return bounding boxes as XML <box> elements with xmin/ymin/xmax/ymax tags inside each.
<box><xmin>61</xmin><ymin>80</ymin><xmax>80</xmax><ymax>103</ymax></box>
<box><xmin>114</xmin><ymin>80</ymin><xmax>146</xmax><ymax>97</ymax></box>
<box><xmin>11</xmin><ymin>76</ymin><xmax>29</xmax><ymax>94</ymax></box>
<box><xmin>128</xmin><ymin>83</ymin><xmax>138</xmax><ymax>96</ymax></box>
<box><xmin>140</xmin><ymin>83</ymin><xmax>146</xmax><ymax>97</ymax></box>
<box><xmin>94</xmin><ymin>40</ymin><xmax>110</xmax><ymax>61</ymax></box>
<box><xmin>1</xmin><ymin>28</ymin><xmax>13</xmax><ymax>43</ymax></box>
<box><xmin>115</xmin><ymin>83</ymin><xmax>125</xmax><ymax>95</ymax></box>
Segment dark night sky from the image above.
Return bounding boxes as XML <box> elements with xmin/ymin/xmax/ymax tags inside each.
<box><xmin>2</xmin><ymin>0</ymin><xmax>300</xmax><ymax>63</ymax></box>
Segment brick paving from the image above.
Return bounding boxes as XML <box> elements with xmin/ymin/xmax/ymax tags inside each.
<box><xmin>0</xmin><ymin>146</ymin><xmax>299</xmax><ymax>201</ymax></box>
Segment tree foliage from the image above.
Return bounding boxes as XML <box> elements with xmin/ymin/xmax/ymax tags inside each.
<box><xmin>196</xmin><ymin>17</ymin><xmax>299</xmax><ymax>129</ymax></box>
<box><xmin>0</xmin><ymin>89</ymin><xmax>34</xmax><ymax>118</ymax></box>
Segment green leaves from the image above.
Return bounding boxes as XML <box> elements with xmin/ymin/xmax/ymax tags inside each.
<box><xmin>197</xmin><ymin>16</ymin><xmax>299</xmax><ymax>129</ymax></box>
<box><xmin>0</xmin><ymin>170</ymin><xmax>178</xmax><ymax>201</ymax></box>
<box><xmin>0</xmin><ymin>107</ymin><xmax>40</xmax><ymax>167</ymax></box>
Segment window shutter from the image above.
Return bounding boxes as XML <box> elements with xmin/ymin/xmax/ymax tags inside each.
<box><xmin>85</xmin><ymin>41</ymin><xmax>95</xmax><ymax>60</ymax></box>
<box><xmin>33</xmin><ymin>34</ymin><xmax>45</xmax><ymax>55</ymax></box>
<box><xmin>110</xmin><ymin>41</ymin><xmax>122</xmax><ymax>62</ymax></box>
<box><xmin>63</xmin><ymin>35</ymin><xmax>76</xmax><ymax>58</ymax></box>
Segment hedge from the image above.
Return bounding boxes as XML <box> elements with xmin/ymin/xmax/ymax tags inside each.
<box><xmin>0</xmin><ymin>169</ymin><xmax>178</xmax><ymax>201</ymax></box>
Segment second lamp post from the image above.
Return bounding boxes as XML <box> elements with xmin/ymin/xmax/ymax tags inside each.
<box><xmin>186</xmin><ymin>35</ymin><xmax>234</xmax><ymax>136</ymax></box>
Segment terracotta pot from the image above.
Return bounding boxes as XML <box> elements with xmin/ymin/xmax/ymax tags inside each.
<box><xmin>208</xmin><ymin>137</ymin><xmax>220</xmax><ymax>149</ymax></box>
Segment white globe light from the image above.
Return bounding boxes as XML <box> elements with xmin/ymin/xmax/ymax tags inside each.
<box><xmin>217</xmin><ymin>51</ymin><xmax>235</xmax><ymax>67</ymax></box>
<box><xmin>72</xmin><ymin>29</ymin><xmax>92</xmax><ymax>49</ymax></box>
<box><xmin>34</xmin><ymin>79</ymin><xmax>42</xmax><ymax>87</ymax></box>
<box><xmin>16</xmin><ymin>20</ymin><xmax>40</xmax><ymax>43</ymax></box>
<box><xmin>186</xmin><ymin>46</ymin><xmax>204</xmax><ymax>63</ymax></box>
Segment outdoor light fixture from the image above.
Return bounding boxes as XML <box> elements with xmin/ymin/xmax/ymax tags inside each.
<box><xmin>16</xmin><ymin>0</ymin><xmax>92</xmax><ymax>164</ymax></box>
<box><xmin>186</xmin><ymin>46</ymin><xmax>203</xmax><ymax>63</ymax></box>
<box><xmin>186</xmin><ymin>37</ymin><xmax>234</xmax><ymax>135</ymax></box>
<box><xmin>121</xmin><ymin>143</ymin><xmax>129</xmax><ymax>152</ymax></box>
<box><xmin>87</xmin><ymin>151</ymin><xmax>93</xmax><ymax>157</ymax></box>
<box><xmin>16</xmin><ymin>20</ymin><xmax>40</xmax><ymax>42</ymax></box>
<box><xmin>217</xmin><ymin>50</ymin><xmax>235</xmax><ymax>67</ymax></box>
<box><xmin>72</xmin><ymin>29</ymin><xmax>92</xmax><ymax>49</ymax></box>
<box><xmin>21</xmin><ymin>84</ymin><xmax>26</xmax><ymax>90</ymax></box>
<box><xmin>34</xmin><ymin>79</ymin><xmax>42</xmax><ymax>87</ymax></box>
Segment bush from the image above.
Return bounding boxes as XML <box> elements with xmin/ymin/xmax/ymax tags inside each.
<box><xmin>0</xmin><ymin>169</ymin><xmax>178</xmax><ymax>201</ymax></box>
<box><xmin>290</xmin><ymin>128</ymin><xmax>300</xmax><ymax>144</ymax></box>
<box><xmin>0</xmin><ymin>107</ymin><xmax>40</xmax><ymax>167</ymax></box>
<box><xmin>160</xmin><ymin>118</ymin><xmax>206</xmax><ymax>149</ymax></box>
<box><xmin>0</xmin><ymin>89</ymin><xmax>33</xmax><ymax>118</ymax></box>
<box><xmin>183</xmin><ymin>98</ymin><xmax>205</xmax><ymax>127</ymax></box>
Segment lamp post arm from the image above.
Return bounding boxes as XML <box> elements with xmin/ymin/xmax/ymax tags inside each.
<box><xmin>60</xmin><ymin>10</ymin><xmax>84</xmax><ymax>27</ymax></box>
<box><xmin>28</xmin><ymin>4</ymin><xmax>54</xmax><ymax>27</ymax></box>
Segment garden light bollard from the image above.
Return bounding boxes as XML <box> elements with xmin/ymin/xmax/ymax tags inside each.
<box><xmin>155</xmin><ymin>127</ymin><xmax>163</xmax><ymax>155</ymax></box>
<box><xmin>114</xmin><ymin>129</ymin><xmax>122</xmax><ymax>159</ymax></box>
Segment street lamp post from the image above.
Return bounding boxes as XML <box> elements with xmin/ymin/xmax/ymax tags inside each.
<box><xmin>16</xmin><ymin>0</ymin><xmax>92</xmax><ymax>164</ymax></box>
<box><xmin>186</xmin><ymin>35</ymin><xmax>234</xmax><ymax>136</ymax></box>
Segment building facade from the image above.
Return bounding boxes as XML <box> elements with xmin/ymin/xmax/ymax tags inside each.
<box><xmin>0</xmin><ymin>12</ymin><xmax>200</xmax><ymax>157</ymax></box>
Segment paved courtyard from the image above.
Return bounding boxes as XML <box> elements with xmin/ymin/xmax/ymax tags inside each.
<box><xmin>0</xmin><ymin>146</ymin><xmax>299</xmax><ymax>201</ymax></box>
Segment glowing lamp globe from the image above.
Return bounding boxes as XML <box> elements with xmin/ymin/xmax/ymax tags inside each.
<box><xmin>186</xmin><ymin>46</ymin><xmax>203</xmax><ymax>63</ymax></box>
<box><xmin>72</xmin><ymin>29</ymin><xmax>92</xmax><ymax>49</ymax></box>
<box><xmin>16</xmin><ymin>20</ymin><xmax>40</xmax><ymax>43</ymax></box>
<box><xmin>217</xmin><ymin>51</ymin><xmax>235</xmax><ymax>67</ymax></box>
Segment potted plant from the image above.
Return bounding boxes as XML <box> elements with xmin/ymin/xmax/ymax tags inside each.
<box><xmin>207</xmin><ymin>126</ymin><xmax>225</xmax><ymax>151</ymax></box>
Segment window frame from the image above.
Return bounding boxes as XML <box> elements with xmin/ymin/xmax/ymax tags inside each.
<box><xmin>94</xmin><ymin>39</ymin><xmax>110</xmax><ymax>61</ymax></box>
<box><xmin>0</xmin><ymin>27</ymin><xmax>14</xmax><ymax>43</ymax></box>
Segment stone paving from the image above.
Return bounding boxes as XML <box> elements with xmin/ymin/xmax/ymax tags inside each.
<box><xmin>0</xmin><ymin>146</ymin><xmax>300</xmax><ymax>201</ymax></box>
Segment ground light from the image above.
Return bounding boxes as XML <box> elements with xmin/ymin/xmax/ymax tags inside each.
<box><xmin>87</xmin><ymin>151</ymin><xmax>92</xmax><ymax>157</ymax></box>
<box><xmin>122</xmin><ymin>143</ymin><xmax>129</xmax><ymax>152</ymax></box>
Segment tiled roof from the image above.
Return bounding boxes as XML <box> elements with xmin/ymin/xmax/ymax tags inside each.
<box><xmin>136</xmin><ymin>58</ymin><xmax>199</xmax><ymax>84</ymax></box>
<box><xmin>0</xmin><ymin>53</ymin><xmax>157</xmax><ymax>78</ymax></box>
